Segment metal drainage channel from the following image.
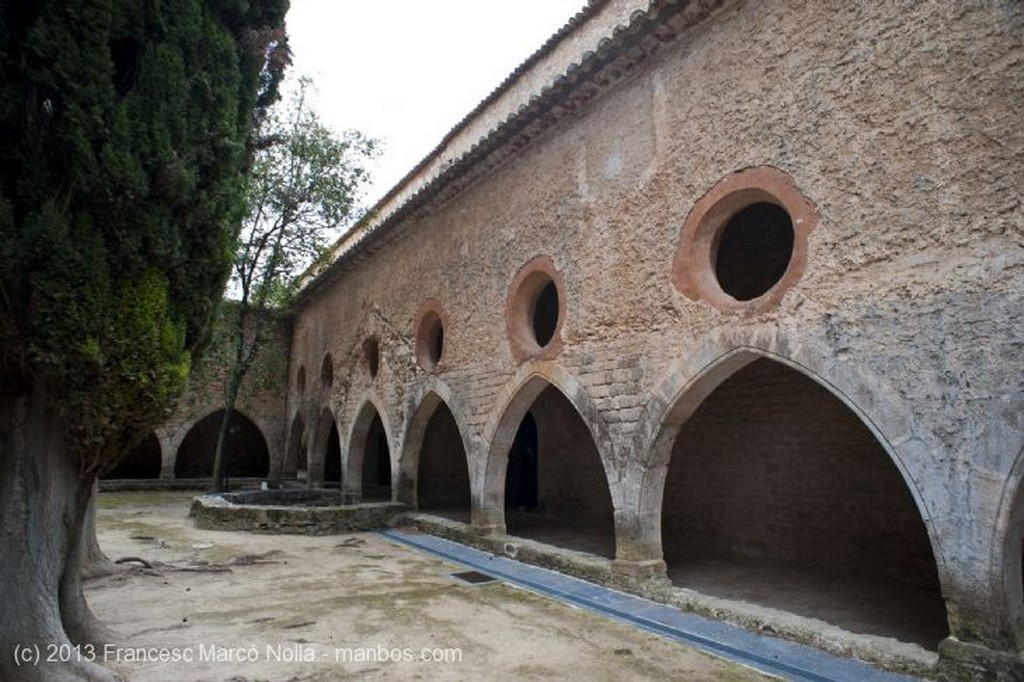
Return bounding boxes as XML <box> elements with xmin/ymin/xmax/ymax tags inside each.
<box><xmin>379</xmin><ymin>529</ymin><xmax>921</xmax><ymax>682</ymax></box>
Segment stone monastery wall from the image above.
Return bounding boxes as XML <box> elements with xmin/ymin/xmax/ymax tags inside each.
<box><xmin>159</xmin><ymin>0</ymin><xmax>1024</xmax><ymax>677</ymax></box>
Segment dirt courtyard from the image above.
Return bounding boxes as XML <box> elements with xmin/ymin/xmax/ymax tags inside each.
<box><xmin>85</xmin><ymin>492</ymin><xmax>771</xmax><ymax>681</ymax></box>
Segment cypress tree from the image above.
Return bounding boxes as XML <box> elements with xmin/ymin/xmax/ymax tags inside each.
<box><xmin>0</xmin><ymin>2</ymin><xmax>288</xmax><ymax>679</ymax></box>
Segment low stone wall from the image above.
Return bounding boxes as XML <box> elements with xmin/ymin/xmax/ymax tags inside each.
<box><xmin>399</xmin><ymin>512</ymin><xmax>615</xmax><ymax>588</ymax></box>
<box><xmin>99</xmin><ymin>478</ymin><xmax>266</xmax><ymax>493</ymax></box>
<box><xmin>190</xmin><ymin>490</ymin><xmax>404</xmax><ymax>534</ymax></box>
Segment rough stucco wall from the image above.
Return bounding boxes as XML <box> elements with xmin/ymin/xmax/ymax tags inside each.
<box><xmin>289</xmin><ymin>0</ymin><xmax>1023</xmax><ymax>651</ymax></box>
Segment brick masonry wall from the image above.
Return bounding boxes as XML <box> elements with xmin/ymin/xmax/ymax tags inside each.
<box><xmin>417</xmin><ymin>404</ymin><xmax>471</xmax><ymax>509</ymax></box>
<box><xmin>661</xmin><ymin>358</ymin><xmax>939</xmax><ymax>589</ymax></box>
<box><xmin>137</xmin><ymin>304</ymin><xmax>291</xmax><ymax>478</ymax></box>
<box><xmin>532</xmin><ymin>386</ymin><xmax>615</xmax><ymax>530</ymax></box>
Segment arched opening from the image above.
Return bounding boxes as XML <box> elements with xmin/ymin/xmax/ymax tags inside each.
<box><xmin>415</xmin><ymin>304</ymin><xmax>446</xmax><ymax>371</ymax></box>
<box><xmin>284</xmin><ymin>414</ymin><xmax>307</xmax><ymax>481</ymax></box>
<box><xmin>313</xmin><ymin>409</ymin><xmax>342</xmax><ymax>488</ymax></box>
<box><xmin>999</xmin><ymin>452</ymin><xmax>1024</xmax><ymax>651</ymax></box>
<box><xmin>103</xmin><ymin>432</ymin><xmax>161</xmax><ymax>479</ymax></box>
<box><xmin>505</xmin><ymin>256</ymin><xmax>566</xmax><ymax>361</ymax></box>
<box><xmin>502</xmin><ymin>385</ymin><xmax>614</xmax><ymax>558</ymax></box>
<box><xmin>323</xmin><ymin>421</ymin><xmax>341</xmax><ymax>486</ymax></box>
<box><xmin>361</xmin><ymin>413</ymin><xmax>392</xmax><ymax>501</ymax></box>
<box><xmin>416</xmin><ymin>401</ymin><xmax>471</xmax><ymax>522</ymax></box>
<box><xmin>673</xmin><ymin>166</ymin><xmax>818</xmax><ymax>314</ymax></box>
<box><xmin>661</xmin><ymin>358</ymin><xmax>948</xmax><ymax>648</ymax></box>
<box><xmin>174</xmin><ymin>410</ymin><xmax>269</xmax><ymax>480</ymax></box>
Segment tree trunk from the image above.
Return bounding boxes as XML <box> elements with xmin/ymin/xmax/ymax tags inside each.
<box><xmin>211</xmin><ymin>403</ymin><xmax>234</xmax><ymax>493</ymax></box>
<box><xmin>81</xmin><ymin>480</ymin><xmax>117</xmax><ymax>580</ymax></box>
<box><xmin>0</xmin><ymin>389</ymin><xmax>123</xmax><ymax>681</ymax></box>
<box><xmin>212</xmin><ymin>369</ymin><xmax>245</xmax><ymax>493</ymax></box>
<box><xmin>62</xmin><ymin>480</ymin><xmax>117</xmax><ymax>649</ymax></box>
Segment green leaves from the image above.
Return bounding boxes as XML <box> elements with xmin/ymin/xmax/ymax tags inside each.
<box><xmin>231</xmin><ymin>76</ymin><xmax>377</xmax><ymax>310</ymax></box>
<box><xmin>0</xmin><ymin>0</ymin><xmax>288</xmax><ymax>465</ymax></box>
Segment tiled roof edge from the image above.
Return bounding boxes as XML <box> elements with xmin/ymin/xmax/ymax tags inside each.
<box><xmin>297</xmin><ymin>0</ymin><xmax>722</xmax><ymax>304</ymax></box>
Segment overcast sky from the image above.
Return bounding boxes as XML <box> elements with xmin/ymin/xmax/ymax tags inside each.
<box><xmin>285</xmin><ymin>1</ymin><xmax>586</xmax><ymax>211</ymax></box>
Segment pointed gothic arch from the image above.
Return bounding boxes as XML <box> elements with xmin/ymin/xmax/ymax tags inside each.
<box><xmin>398</xmin><ymin>381</ymin><xmax>473</xmax><ymax>522</ymax></box>
<box><xmin>479</xmin><ymin>364</ymin><xmax>616</xmax><ymax>558</ymax></box>
<box><xmin>345</xmin><ymin>397</ymin><xmax>394</xmax><ymax>501</ymax></box>
<box><xmin>312</xmin><ymin>408</ymin><xmax>341</xmax><ymax>487</ymax></box>
<box><xmin>102</xmin><ymin>432</ymin><xmax>162</xmax><ymax>479</ymax></box>
<box><xmin>638</xmin><ymin>348</ymin><xmax>948</xmax><ymax>647</ymax></box>
<box><xmin>283</xmin><ymin>413</ymin><xmax>307</xmax><ymax>482</ymax></box>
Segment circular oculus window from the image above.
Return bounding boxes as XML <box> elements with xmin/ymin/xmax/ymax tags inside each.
<box><xmin>414</xmin><ymin>300</ymin><xmax>447</xmax><ymax>371</ymax></box>
<box><xmin>506</xmin><ymin>256</ymin><xmax>566</xmax><ymax>362</ymax></box>
<box><xmin>673</xmin><ymin>166</ymin><xmax>819</xmax><ymax>313</ymax></box>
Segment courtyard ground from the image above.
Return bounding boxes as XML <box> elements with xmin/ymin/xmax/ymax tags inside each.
<box><xmin>87</xmin><ymin>491</ymin><xmax>772</xmax><ymax>682</ymax></box>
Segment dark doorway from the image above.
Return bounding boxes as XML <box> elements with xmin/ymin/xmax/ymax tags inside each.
<box><xmin>284</xmin><ymin>415</ymin><xmax>307</xmax><ymax>481</ymax></box>
<box><xmin>503</xmin><ymin>386</ymin><xmax>615</xmax><ymax>558</ymax></box>
<box><xmin>362</xmin><ymin>414</ymin><xmax>391</xmax><ymax>501</ymax></box>
<box><xmin>323</xmin><ymin>422</ymin><xmax>341</xmax><ymax>486</ymax></box>
<box><xmin>417</xmin><ymin>402</ymin><xmax>471</xmax><ymax>522</ymax></box>
<box><xmin>103</xmin><ymin>432</ymin><xmax>161</xmax><ymax>479</ymax></box>
<box><xmin>505</xmin><ymin>413</ymin><xmax>538</xmax><ymax>510</ymax></box>
<box><xmin>174</xmin><ymin>410</ymin><xmax>268</xmax><ymax>480</ymax></box>
<box><xmin>661</xmin><ymin>358</ymin><xmax>948</xmax><ymax>648</ymax></box>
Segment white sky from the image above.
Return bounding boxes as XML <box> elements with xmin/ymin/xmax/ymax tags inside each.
<box><xmin>285</xmin><ymin>1</ymin><xmax>587</xmax><ymax>212</ymax></box>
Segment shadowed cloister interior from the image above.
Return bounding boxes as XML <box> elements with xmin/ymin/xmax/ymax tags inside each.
<box><xmin>661</xmin><ymin>358</ymin><xmax>948</xmax><ymax>648</ymax></box>
<box><xmin>503</xmin><ymin>385</ymin><xmax>615</xmax><ymax>559</ymax></box>
<box><xmin>173</xmin><ymin>410</ymin><xmax>269</xmax><ymax>479</ymax></box>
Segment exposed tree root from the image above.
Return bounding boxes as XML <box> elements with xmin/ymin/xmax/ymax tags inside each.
<box><xmin>113</xmin><ymin>557</ymin><xmax>153</xmax><ymax>569</ymax></box>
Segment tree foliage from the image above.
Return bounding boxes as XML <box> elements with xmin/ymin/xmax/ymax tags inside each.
<box><xmin>212</xmin><ymin>78</ymin><xmax>376</xmax><ymax>490</ymax></box>
<box><xmin>0</xmin><ymin>0</ymin><xmax>290</xmax><ymax>469</ymax></box>
<box><xmin>234</xmin><ymin>78</ymin><xmax>376</xmax><ymax>309</ymax></box>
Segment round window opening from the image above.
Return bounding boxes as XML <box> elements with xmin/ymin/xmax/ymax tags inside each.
<box><xmin>713</xmin><ymin>202</ymin><xmax>795</xmax><ymax>302</ymax></box>
<box><xmin>532</xmin><ymin>280</ymin><xmax>559</xmax><ymax>347</ymax></box>
<box><xmin>506</xmin><ymin>256</ymin><xmax>565</xmax><ymax>362</ymax></box>
<box><xmin>416</xmin><ymin>311</ymin><xmax>445</xmax><ymax>371</ymax></box>
<box><xmin>321</xmin><ymin>353</ymin><xmax>333</xmax><ymax>388</ymax></box>
<box><xmin>364</xmin><ymin>338</ymin><xmax>380</xmax><ymax>379</ymax></box>
<box><xmin>672</xmin><ymin>166</ymin><xmax>819</xmax><ymax>314</ymax></box>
